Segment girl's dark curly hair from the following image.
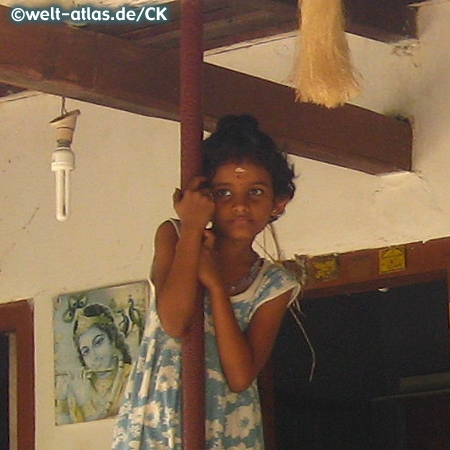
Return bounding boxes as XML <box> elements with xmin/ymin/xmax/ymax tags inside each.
<box><xmin>201</xmin><ymin>114</ymin><xmax>296</xmax><ymax>200</ymax></box>
<box><xmin>73</xmin><ymin>303</ymin><xmax>132</xmax><ymax>367</ymax></box>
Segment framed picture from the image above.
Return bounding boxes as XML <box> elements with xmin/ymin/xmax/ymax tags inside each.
<box><xmin>53</xmin><ymin>280</ymin><xmax>150</xmax><ymax>425</ymax></box>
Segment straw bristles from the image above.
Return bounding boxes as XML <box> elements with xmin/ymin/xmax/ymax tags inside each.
<box><xmin>294</xmin><ymin>0</ymin><xmax>361</xmax><ymax>108</ymax></box>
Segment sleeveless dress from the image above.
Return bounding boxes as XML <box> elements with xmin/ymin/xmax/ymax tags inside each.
<box><xmin>111</xmin><ymin>223</ymin><xmax>300</xmax><ymax>450</ymax></box>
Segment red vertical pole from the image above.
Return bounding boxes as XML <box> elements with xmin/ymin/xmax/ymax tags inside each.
<box><xmin>180</xmin><ymin>1</ymin><xmax>205</xmax><ymax>450</ymax></box>
<box><xmin>180</xmin><ymin>0</ymin><xmax>203</xmax><ymax>187</ymax></box>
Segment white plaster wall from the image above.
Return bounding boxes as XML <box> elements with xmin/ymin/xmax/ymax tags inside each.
<box><xmin>205</xmin><ymin>30</ymin><xmax>420</xmax><ymax>116</ymax></box>
<box><xmin>2</xmin><ymin>2</ymin><xmax>450</xmax><ymax>449</ymax></box>
<box><xmin>0</xmin><ymin>93</ymin><xmax>180</xmax><ymax>450</ymax></box>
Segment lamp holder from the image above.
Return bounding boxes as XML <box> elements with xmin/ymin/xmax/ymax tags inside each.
<box><xmin>50</xmin><ymin>109</ymin><xmax>80</xmax><ymax>143</ymax></box>
<box><xmin>51</xmin><ymin>141</ymin><xmax>75</xmax><ymax>172</ymax></box>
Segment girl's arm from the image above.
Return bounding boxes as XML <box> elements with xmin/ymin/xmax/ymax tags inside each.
<box><xmin>152</xmin><ymin>179</ymin><xmax>214</xmax><ymax>338</ymax></box>
<box><xmin>209</xmin><ymin>282</ymin><xmax>292</xmax><ymax>393</ymax></box>
<box><xmin>199</xmin><ymin>239</ymin><xmax>293</xmax><ymax>392</ymax></box>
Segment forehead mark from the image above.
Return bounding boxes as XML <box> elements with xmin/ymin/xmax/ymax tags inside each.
<box><xmin>234</xmin><ymin>166</ymin><xmax>246</xmax><ymax>179</ymax></box>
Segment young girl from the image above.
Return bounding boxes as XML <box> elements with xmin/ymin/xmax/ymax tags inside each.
<box><xmin>112</xmin><ymin>115</ymin><xmax>300</xmax><ymax>450</ymax></box>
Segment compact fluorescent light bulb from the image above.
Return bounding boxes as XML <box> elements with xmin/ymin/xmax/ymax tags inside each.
<box><xmin>50</xmin><ymin>109</ymin><xmax>80</xmax><ymax>222</ymax></box>
<box><xmin>51</xmin><ymin>142</ymin><xmax>75</xmax><ymax>221</ymax></box>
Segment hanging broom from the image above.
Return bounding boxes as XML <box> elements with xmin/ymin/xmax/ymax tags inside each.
<box><xmin>294</xmin><ymin>0</ymin><xmax>361</xmax><ymax>108</ymax></box>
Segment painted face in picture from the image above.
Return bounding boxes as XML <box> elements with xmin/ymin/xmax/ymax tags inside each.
<box><xmin>78</xmin><ymin>325</ymin><xmax>115</xmax><ymax>371</ymax></box>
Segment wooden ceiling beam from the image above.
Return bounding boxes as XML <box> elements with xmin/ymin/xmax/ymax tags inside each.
<box><xmin>89</xmin><ymin>0</ymin><xmax>419</xmax><ymax>51</ymax></box>
<box><xmin>107</xmin><ymin>0</ymin><xmax>301</xmax><ymax>51</ymax></box>
<box><xmin>202</xmin><ymin>66</ymin><xmax>412</xmax><ymax>174</ymax></box>
<box><xmin>271</xmin><ymin>0</ymin><xmax>418</xmax><ymax>42</ymax></box>
<box><xmin>345</xmin><ymin>0</ymin><xmax>418</xmax><ymax>42</ymax></box>
<box><xmin>0</xmin><ymin>5</ymin><xmax>412</xmax><ymax>174</ymax></box>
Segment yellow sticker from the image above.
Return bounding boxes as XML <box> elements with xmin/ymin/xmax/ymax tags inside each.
<box><xmin>310</xmin><ymin>254</ymin><xmax>339</xmax><ymax>281</ymax></box>
<box><xmin>379</xmin><ymin>246</ymin><xmax>406</xmax><ymax>274</ymax></box>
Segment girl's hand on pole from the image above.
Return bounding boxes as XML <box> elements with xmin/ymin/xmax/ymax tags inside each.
<box><xmin>173</xmin><ymin>176</ymin><xmax>214</xmax><ymax>230</ymax></box>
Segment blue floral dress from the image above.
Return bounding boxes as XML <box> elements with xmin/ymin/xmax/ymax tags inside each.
<box><xmin>111</xmin><ymin>232</ymin><xmax>300</xmax><ymax>450</ymax></box>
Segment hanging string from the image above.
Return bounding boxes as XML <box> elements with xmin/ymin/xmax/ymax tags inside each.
<box><xmin>60</xmin><ymin>96</ymin><xmax>68</xmax><ymax>116</ymax></box>
<box><xmin>255</xmin><ymin>224</ymin><xmax>317</xmax><ymax>382</ymax></box>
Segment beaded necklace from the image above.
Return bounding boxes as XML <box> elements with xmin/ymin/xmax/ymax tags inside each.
<box><xmin>227</xmin><ymin>257</ymin><xmax>264</xmax><ymax>296</ymax></box>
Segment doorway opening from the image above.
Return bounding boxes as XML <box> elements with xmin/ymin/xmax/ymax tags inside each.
<box><xmin>274</xmin><ymin>277</ymin><xmax>450</xmax><ymax>450</ymax></box>
<box><xmin>268</xmin><ymin>237</ymin><xmax>450</xmax><ymax>450</ymax></box>
<box><xmin>0</xmin><ymin>300</ymin><xmax>34</xmax><ymax>450</ymax></box>
<box><xmin>0</xmin><ymin>333</ymin><xmax>9</xmax><ymax>449</ymax></box>
<box><xmin>0</xmin><ymin>332</ymin><xmax>17</xmax><ymax>450</ymax></box>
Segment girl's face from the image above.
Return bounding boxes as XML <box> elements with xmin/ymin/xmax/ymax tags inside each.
<box><xmin>78</xmin><ymin>325</ymin><xmax>114</xmax><ymax>371</ymax></box>
<box><xmin>210</xmin><ymin>160</ymin><xmax>287</xmax><ymax>242</ymax></box>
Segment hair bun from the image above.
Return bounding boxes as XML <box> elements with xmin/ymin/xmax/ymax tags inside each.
<box><xmin>216</xmin><ymin>114</ymin><xmax>260</xmax><ymax>134</ymax></box>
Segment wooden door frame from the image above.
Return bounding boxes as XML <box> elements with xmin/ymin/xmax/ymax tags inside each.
<box><xmin>0</xmin><ymin>300</ymin><xmax>34</xmax><ymax>450</ymax></box>
<box><xmin>299</xmin><ymin>236</ymin><xmax>450</xmax><ymax>299</ymax></box>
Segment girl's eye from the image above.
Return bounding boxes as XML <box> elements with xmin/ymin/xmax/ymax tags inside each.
<box><xmin>249</xmin><ymin>188</ymin><xmax>264</xmax><ymax>196</ymax></box>
<box><xmin>214</xmin><ymin>189</ymin><xmax>231</xmax><ymax>199</ymax></box>
<box><xmin>80</xmin><ymin>346</ymin><xmax>90</xmax><ymax>357</ymax></box>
